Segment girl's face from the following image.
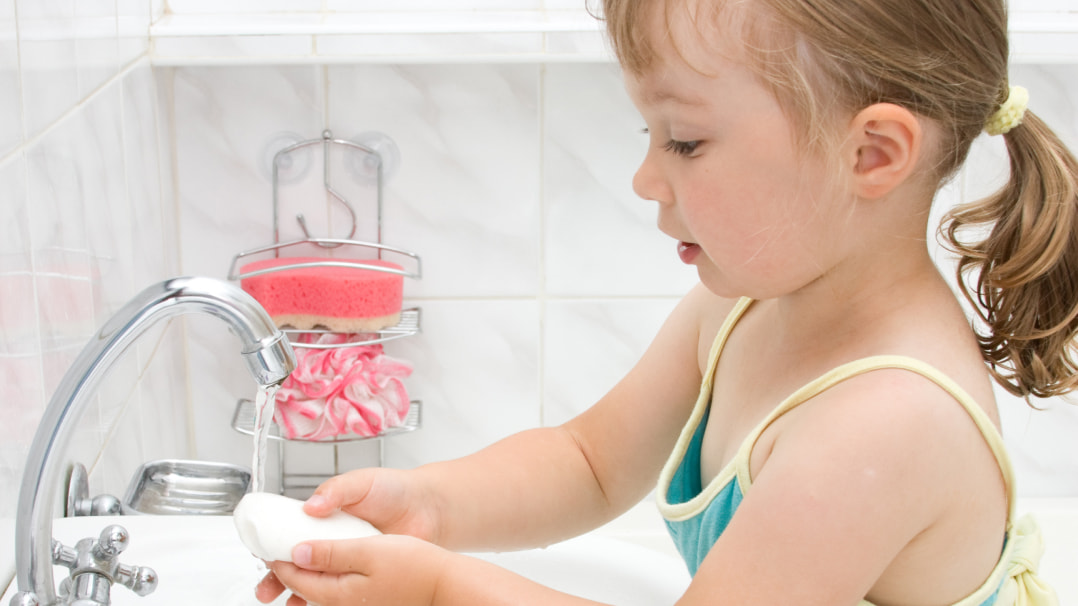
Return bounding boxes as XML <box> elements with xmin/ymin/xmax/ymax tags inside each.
<box><xmin>625</xmin><ymin>15</ymin><xmax>854</xmax><ymax>300</ymax></box>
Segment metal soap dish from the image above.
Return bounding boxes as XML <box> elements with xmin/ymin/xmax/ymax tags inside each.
<box><xmin>123</xmin><ymin>459</ymin><xmax>251</xmax><ymax>515</ymax></box>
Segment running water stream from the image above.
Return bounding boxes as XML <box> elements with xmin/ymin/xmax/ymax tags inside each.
<box><xmin>250</xmin><ymin>384</ymin><xmax>280</xmax><ymax>494</ymax></box>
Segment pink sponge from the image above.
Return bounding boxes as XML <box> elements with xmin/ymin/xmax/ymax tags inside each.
<box><xmin>240</xmin><ymin>257</ymin><xmax>404</xmax><ymax>332</ymax></box>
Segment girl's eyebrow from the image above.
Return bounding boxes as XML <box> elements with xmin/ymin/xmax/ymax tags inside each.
<box><xmin>639</xmin><ymin>76</ymin><xmax>711</xmax><ymax>107</ymax></box>
<box><xmin>645</xmin><ymin>88</ymin><xmax>709</xmax><ymax>107</ymax></box>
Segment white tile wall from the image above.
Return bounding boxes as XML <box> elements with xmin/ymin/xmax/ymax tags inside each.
<box><xmin>118</xmin><ymin>0</ymin><xmax>153</xmax><ymax>67</ymax></box>
<box><xmin>0</xmin><ymin>0</ymin><xmax>180</xmax><ymax>572</ymax></box>
<box><xmin>543</xmin><ymin>63</ymin><xmax>696</xmax><ymax>296</ymax></box>
<box><xmin>385</xmin><ymin>299</ymin><xmax>544</xmax><ymax>469</ymax></box>
<box><xmin>542</xmin><ymin>298</ymin><xmax>681</xmax><ymax>427</ymax></box>
<box><xmin>327</xmin><ymin>64</ymin><xmax>543</xmax><ymax>298</ymax></box>
<box><xmin>2</xmin><ymin>1</ymin><xmax>1078</xmax><ymax>592</ymax></box>
<box><xmin>167</xmin><ymin>62</ymin><xmax>695</xmax><ymax>482</ymax></box>
<box><xmin>0</xmin><ymin>0</ymin><xmax>20</xmax><ymax>158</ymax></box>
<box><xmin>166</xmin><ymin>58</ymin><xmax>1078</xmax><ymax>501</ymax></box>
<box><xmin>17</xmin><ymin>1</ymin><xmax>80</xmax><ymax>139</ymax></box>
<box><xmin>0</xmin><ymin>153</ymin><xmax>44</xmax><ymax>515</ymax></box>
<box><xmin>75</xmin><ymin>1</ymin><xmax>120</xmax><ymax>98</ymax></box>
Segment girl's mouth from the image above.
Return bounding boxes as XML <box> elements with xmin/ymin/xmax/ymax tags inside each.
<box><xmin>677</xmin><ymin>241</ymin><xmax>701</xmax><ymax>264</ymax></box>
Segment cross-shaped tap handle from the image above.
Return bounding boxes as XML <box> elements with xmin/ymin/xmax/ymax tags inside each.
<box><xmin>49</xmin><ymin>524</ymin><xmax>158</xmax><ymax>605</ymax></box>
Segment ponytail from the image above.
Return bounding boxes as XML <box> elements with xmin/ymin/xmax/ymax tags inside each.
<box><xmin>943</xmin><ymin>111</ymin><xmax>1078</xmax><ymax>398</ymax></box>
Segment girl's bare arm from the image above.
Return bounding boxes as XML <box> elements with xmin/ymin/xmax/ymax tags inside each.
<box><xmin>305</xmin><ymin>284</ymin><xmax>727</xmax><ymax>552</ymax></box>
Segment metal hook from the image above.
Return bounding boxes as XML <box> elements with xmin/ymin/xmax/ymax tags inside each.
<box><xmin>295</xmin><ymin>130</ymin><xmax>359</xmax><ymax>248</ymax></box>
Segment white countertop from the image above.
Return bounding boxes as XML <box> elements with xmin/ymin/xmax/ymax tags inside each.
<box><xmin>148</xmin><ymin>9</ymin><xmax>1078</xmax><ymax>65</ymax></box>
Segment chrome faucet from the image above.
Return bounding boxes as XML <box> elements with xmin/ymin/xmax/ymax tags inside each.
<box><xmin>9</xmin><ymin>277</ymin><xmax>296</xmax><ymax>606</ymax></box>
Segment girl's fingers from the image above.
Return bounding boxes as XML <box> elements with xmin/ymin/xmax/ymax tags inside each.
<box><xmin>292</xmin><ymin>539</ymin><xmax>372</xmax><ymax>573</ymax></box>
<box><xmin>303</xmin><ymin>471</ymin><xmax>375</xmax><ymax>517</ymax></box>
<box><xmin>270</xmin><ymin>536</ymin><xmax>448</xmax><ymax>606</ymax></box>
<box><xmin>270</xmin><ymin>559</ymin><xmax>354</xmax><ymax>606</ymax></box>
<box><xmin>268</xmin><ymin>562</ymin><xmax>321</xmax><ymax>603</ymax></box>
<box><xmin>254</xmin><ymin>570</ymin><xmax>287</xmax><ymax>603</ymax></box>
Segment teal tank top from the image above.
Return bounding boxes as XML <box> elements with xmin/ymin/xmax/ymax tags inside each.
<box><xmin>655</xmin><ymin>298</ymin><xmax>1057</xmax><ymax>606</ymax></box>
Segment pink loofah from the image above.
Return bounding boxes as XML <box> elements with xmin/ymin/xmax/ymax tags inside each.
<box><xmin>273</xmin><ymin>333</ymin><xmax>413</xmax><ymax>440</ymax></box>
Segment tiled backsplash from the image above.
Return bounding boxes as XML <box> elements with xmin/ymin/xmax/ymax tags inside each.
<box><xmin>168</xmin><ymin>62</ymin><xmax>697</xmax><ymax>481</ymax></box>
<box><xmin>2</xmin><ymin>4</ymin><xmax>1078</xmax><ymax>588</ymax></box>
<box><xmin>0</xmin><ymin>0</ymin><xmax>181</xmax><ymax>508</ymax></box>
<box><xmin>169</xmin><ymin>60</ymin><xmax>1078</xmax><ymax>499</ymax></box>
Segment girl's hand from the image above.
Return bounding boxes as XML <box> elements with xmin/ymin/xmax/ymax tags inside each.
<box><xmin>257</xmin><ymin>535</ymin><xmax>453</xmax><ymax>606</ymax></box>
<box><xmin>303</xmin><ymin>468</ymin><xmax>440</xmax><ymax>543</ymax></box>
<box><xmin>253</xmin><ymin>468</ymin><xmax>443</xmax><ymax>604</ymax></box>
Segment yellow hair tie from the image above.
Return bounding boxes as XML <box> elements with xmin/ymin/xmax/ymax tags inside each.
<box><xmin>984</xmin><ymin>85</ymin><xmax>1029</xmax><ymax>136</ymax></box>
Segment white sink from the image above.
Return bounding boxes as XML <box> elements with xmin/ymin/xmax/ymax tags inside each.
<box><xmin>2</xmin><ymin>515</ymin><xmax>690</xmax><ymax>605</ymax></box>
<box><xmin>11</xmin><ymin>499</ymin><xmax>1073</xmax><ymax>605</ymax></box>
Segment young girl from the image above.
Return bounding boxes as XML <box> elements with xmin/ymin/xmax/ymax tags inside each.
<box><xmin>256</xmin><ymin>0</ymin><xmax>1076</xmax><ymax>604</ymax></box>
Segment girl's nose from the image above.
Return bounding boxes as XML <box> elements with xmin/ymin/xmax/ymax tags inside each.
<box><xmin>632</xmin><ymin>148</ymin><xmax>672</xmax><ymax>205</ymax></box>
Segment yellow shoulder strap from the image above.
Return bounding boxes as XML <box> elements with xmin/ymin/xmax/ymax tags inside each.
<box><xmin>657</xmin><ymin>298</ymin><xmax>753</xmax><ymax>521</ymax></box>
<box><xmin>732</xmin><ymin>355</ymin><xmax>1017</xmax><ymax>524</ymax></box>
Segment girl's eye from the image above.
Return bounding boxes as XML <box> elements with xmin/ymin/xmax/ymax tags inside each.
<box><xmin>663</xmin><ymin>139</ymin><xmax>700</xmax><ymax>156</ymax></box>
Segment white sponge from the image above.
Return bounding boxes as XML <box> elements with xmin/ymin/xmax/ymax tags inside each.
<box><xmin>233</xmin><ymin>492</ymin><xmax>381</xmax><ymax>562</ymax></box>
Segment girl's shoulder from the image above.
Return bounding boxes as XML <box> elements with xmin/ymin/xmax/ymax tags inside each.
<box><xmin>757</xmin><ymin>357</ymin><xmax>1009</xmax><ymax>601</ymax></box>
<box><xmin>676</xmin><ymin>283</ymin><xmax>742</xmax><ymax>373</ymax></box>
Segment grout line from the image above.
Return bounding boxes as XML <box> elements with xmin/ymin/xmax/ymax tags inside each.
<box><xmin>20</xmin><ymin>147</ymin><xmax>48</xmax><ymax>430</ymax></box>
<box><xmin>537</xmin><ymin>63</ymin><xmax>547</xmax><ymax>428</ymax></box>
<box><xmin>148</xmin><ymin>64</ymin><xmax>196</xmax><ymax>456</ymax></box>
<box><xmin>12</xmin><ymin>0</ymin><xmax>26</xmax><ymax>151</ymax></box>
<box><xmin>180</xmin><ymin>316</ymin><xmax>198</xmax><ymax>458</ymax></box>
<box><xmin>0</xmin><ymin>53</ymin><xmax>153</xmax><ymax>168</ymax></box>
<box><xmin>87</xmin><ymin>347</ymin><xmax>148</xmax><ymax>486</ymax></box>
<box><xmin>159</xmin><ymin>67</ymin><xmax>181</xmax><ymax>278</ymax></box>
<box><xmin>9</xmin><ymin>0</ymin><xmax>50</xmax><ymax>447</ymax></box>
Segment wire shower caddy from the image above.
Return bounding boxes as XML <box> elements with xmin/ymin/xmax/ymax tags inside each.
<box><xmin>228</xmin><ymin>130</ymin><xmax>423</xmax><ymax>495</ymax></box>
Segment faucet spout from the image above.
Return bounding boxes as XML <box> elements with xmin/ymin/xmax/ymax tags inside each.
<box><xmin>12</xmin><ymin>277</ymin><xmax>296</xmax><ymax>606</ymax></box>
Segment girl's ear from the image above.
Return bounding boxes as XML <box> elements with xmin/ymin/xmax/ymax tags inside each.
<box><xmin>845</xmin><ymin>103</ymin><xmax>923</xmax><ymax>200</ymax></box>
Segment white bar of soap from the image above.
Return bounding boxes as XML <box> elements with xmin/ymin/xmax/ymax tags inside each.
<box><xmin>233</xmin><ymin>492</ymin><xmax>381</xmax><ymax>562</ymax></box>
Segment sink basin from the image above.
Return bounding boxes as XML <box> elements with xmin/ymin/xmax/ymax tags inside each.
<box><xmin>6</xmin><ymin>498</ymin><xmax>1078</xmax><ymax>604</ymax></box>
<box><xmin>2</xmin><ymin>515</ymin><xmax>690</xmax><ymax>605</ymax></box>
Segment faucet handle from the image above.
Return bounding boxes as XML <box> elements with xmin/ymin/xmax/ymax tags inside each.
<box><xmin>8</xmin><ymin>593</ymin><xmax>40</xmax><ymax>606</ymax></box>
<box><xmin>49</xmin><ymin>524</ymin><xmax>158</xmax><ymax>605</ymax></box>
<box><xmin>114</xmin><ymin>564</ymin><xmax>158</xmax><ymax>597</ymax></box>
<box><xmin>92</xmin><ymin>526</ymin><xmax>128</xmax><ymax>559</ymax></box>
<box><xmin>51</xmin><ymin>538</ymin><xmax>79</xmax><ymax>569</ymax></box>
<box><xmin>66</xmin><ymin>463</ymin><xmax>124</xmax><ymax>517</ymax></box>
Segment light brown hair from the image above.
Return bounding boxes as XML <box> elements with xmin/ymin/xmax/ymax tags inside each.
<box><xmin>598</xmin><ymin>0</ymin><xmax>1078</xmax><ymax>399</ymax></box>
